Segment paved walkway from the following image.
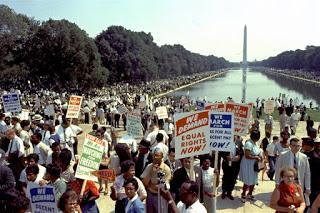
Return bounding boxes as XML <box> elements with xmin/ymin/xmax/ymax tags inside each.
<box><xmin>77</xmin><ymin>119</ymin><xmax>319</xmax><ymax>212</ymax></box>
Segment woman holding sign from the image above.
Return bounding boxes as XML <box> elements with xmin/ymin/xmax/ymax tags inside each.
<box><xmin>239</xmin><ymin>130</ymin><xmax>262</xmax><ymax>203</ymax></box>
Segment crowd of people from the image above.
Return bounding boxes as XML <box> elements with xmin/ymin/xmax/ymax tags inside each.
<box><xmin>0</xmin><ymin>72</ymin><xmax>320</xmax><ymax>212</ymax></box>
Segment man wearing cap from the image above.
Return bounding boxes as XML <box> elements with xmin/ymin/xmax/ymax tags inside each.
<box><xmin>135</xmin><ymin>139</ymin><xmax>153</xmax><ymax>179</ymax></box>
<box><xmin>275</xmin><ymin>137</ymin><xmax>311</xmax><ymax>196</ymax></box>
<box><xmin>308</xmin><ymin>138</ymin><xmax>320</xmax><ymax>208</ymax></box>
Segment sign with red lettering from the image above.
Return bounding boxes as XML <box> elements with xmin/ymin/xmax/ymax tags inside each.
<box><xmin>156</xmin><ymin>106</ymin><xmax>168</xmax><ymax>119</ymax></box>
<box><xmin>91</xmin><ymin>169</ymin><xmax>115</xmax><ymax>181</ymax></box>
<box><xmin>66</xmin><ymin>95</ymin><xmax>83</xmax><ymax>118</ymax></box>
<box><xmin>205</xmin><ymin>103</ymin><xmax>225</xmax><ymax>111</ymax></box>
<box><xmin>225</xmin><ymin>103</ymin><xmax>250</xmax><ymax>136</ymax></box>
<box><xmin>174</xmin><ymin>111</ymin><xmax>210</xmax><ymax>159</ymax></box>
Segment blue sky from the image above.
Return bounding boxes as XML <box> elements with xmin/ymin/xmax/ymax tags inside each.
<box><xmin>1</xmin><ymin>0</ymin><xmax>319</xmax><ymax>62</ymax></box>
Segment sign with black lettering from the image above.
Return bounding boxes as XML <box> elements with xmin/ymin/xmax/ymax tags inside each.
<box><xmin>209</xmin><ymin>112</ymin><xmax>235</xmax><ymax>152</ymax></box>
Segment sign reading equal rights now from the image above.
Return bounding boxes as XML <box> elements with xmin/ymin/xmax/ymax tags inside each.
<box><xmin>174</xmin><ymin>111</ymin><xmax>210</xmax><ymax>159</ymax></box>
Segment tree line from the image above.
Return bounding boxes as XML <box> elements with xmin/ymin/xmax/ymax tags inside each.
<box><xmin>253</xmin><ymin>46</ymin><xmax>320</xmax><ymax>74</ymax></box>
<box><xmin>0</xmin><ymin>5</ymin><xmax>230</xmax><ymax>91</ymax></box>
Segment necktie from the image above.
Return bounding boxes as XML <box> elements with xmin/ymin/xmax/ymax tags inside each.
<box><xmin>293</xmin><ymin>154</ymin><xmax>298</xmax><ymax>171</ymax></box>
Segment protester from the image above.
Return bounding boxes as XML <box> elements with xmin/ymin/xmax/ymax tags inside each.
<box><xmin>220</xmin><ymin>136</ymin><xmax>244</xmax><ymax>199</ymax></box>
<box><xmin>135</xmin><ymin>139</ymin><xmax>153</xmax><ymax>179</ymax></box>
<box><xmin>309</xmin><ymin>138</ymin><xmax>320</xmax><ymax>208</ymax></box>
<box><xmin>44</xmin><ymin>164</ymin><xmax>67</xmax><ymax>202</ymax></box>
<box><xmin>164</xmin><ymin>148</ymin><xmax>181</xmax><ymax>174</ymax></box>
<box><xmin>266</xmin><ymin>136</ymin><xmax>279</xmax><ymax>181</ymax></box>
<box><xmin>275</xmin><ymin>137</ymin><xmax>311</xmax><ymax>197</ymax></box>
<box><xmin>141</xmin><ymin>149</ymin><xmax>171</xmax><ymax>213</ymax></box>
<box><xmin>59</xmin><ymin>190</ymin><xmax>82</xmax><ymax>213</ymax></box>
<box><xmin>95</xmin><ymin>130</ymin><xmax>110</xmax><ymax>195</ymax></box>
<box><xmin>274</xmin><ymin>131</ymin><xmax>291</xmax><ymax>157</ymax></box>
<box><xmin>270</xmin><ymin>167</ymin><xmax>305</xmax><ymax>213</ymax></box>
<box><xmin>160</xmin><ymin>180</ymin><xmax>207</xmax><ymax>213</ymax></box>
<box><xmin>123</xmin><ymin>178</ymin><xmax>145</xmax><ymax>213</ymax></box>
<box><xmin>239</xmin><ymin>130</ymin><xmax>262</xmax><ymax>202</ymax></box>
<box><xmin>5</xmin><ymin>128</ymin><xmax>25</xmax><ymax>181</ymax></box>
<box><xmin>109</xmin><ymin>143</ymin><xmax>132</xmax><ymax>176</ymax></box>
<box><xmin>110</xmin><ymin>160</ymin><xmax>147</xmax><ymax>213</ymax></box>
<box><xmin>68</xmin><ymin>167</ymin><xmax>100</xmax><ymax>212</ymax></box>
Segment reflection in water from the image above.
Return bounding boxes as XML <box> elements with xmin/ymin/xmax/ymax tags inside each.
<box><xmin>169</xmin><ymin>69</ymin><xmax>319</xmax><ymax>106</ymax></box>
<box><xmin>259</xmin><ymin>71</ymin><xmax>320</xmax><ymax>105</ymax></box>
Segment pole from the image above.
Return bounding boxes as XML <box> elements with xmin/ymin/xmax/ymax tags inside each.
<box><xmin>212</xmin><ymin>150</ymin><xmax>219</xmax><ymax>213</ymax></box>
<box><xmin>80</xmin><ymin>179</ymin><xmax>87</xmax><ymax>197</ymax></box>
<box><xmin>189</xmin><ymin>156</ymin><xmax>195</xmax><ymax>181</ymax></box>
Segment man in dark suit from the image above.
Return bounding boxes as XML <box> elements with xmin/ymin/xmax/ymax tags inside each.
<box><xmin>170</xmin><ymin>158</ymin><xmax>194</xmax><ymax>203</ymax></box>
<box><xmin>219</xmin><ymin>136</ymin><xmax>244</xmax><ymax>200</ymax></box>
<box><xmin>135</xmin><ymin>139</ymin><xmax>152</xmax><ymax>179</ymax></box>
<box><xmin>164</xmin><ymin>148</ymin><xmax>181</xmax><ymax>175</ymax></box>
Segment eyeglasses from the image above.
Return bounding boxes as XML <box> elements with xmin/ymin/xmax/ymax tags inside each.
<box><xmin>283</xmin><ymin>175</ymin><xmax>295</xmax><ymax>178</ymax></box>
<box><xmin>66</xmin><ymin>202</ymin><xmax>78</xmax><ymax>206</ymax></box>
<box><xmin>290</xmin><ymin>144</ymin><xmax>301</xmax><ymax>148</ymax></box>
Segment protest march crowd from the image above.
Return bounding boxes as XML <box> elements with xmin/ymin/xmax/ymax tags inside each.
<box><xmin>0</xmin><ymin>71</ymin><xmax>320</xmax><ymax>213</ymax></box>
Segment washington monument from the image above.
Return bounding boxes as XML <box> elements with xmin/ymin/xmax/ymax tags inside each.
<box><xmin>242</xmin><ymin>25</ymin><xmax>247</xmax><ymax>103</ymax></box>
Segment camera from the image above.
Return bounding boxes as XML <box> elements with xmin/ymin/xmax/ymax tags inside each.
<box><xmin>157</xmin><ymin>171</ymin><xmax>165</xmax><ymax>179</ymax></box>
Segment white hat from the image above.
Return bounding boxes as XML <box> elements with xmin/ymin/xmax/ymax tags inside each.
<box><xmin>32</xmin><ymin>114</ymin><xmax>43</xmax><ymax>121</ymax></box>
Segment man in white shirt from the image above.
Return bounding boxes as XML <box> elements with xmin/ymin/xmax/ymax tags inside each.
<box><xmin>266</xmin><ymin>136</ymin><xmax>279</xmax><ymax>180</ymax></box>
<box><xmin>55</xmin><ymin>119</ymin><xmax>75</xmax><ymax>154</ymax></box>
<box><xmin>19</xmin><ymin>153</ymin><xmax>46</xmax><ymax>194</ymax></box>
<box><xmin>161</xmin><ymin>180</ymin><xmax>207</xmax><ymax>213</ymax></box>
<box><xmin>30</xmin><ymin>133</ymin><xmax>50</xmax><ymax>165</ymax></box>
<box><xmin>164</xmin><ymin>117</ymin><xmax>174</xmax><ymax>146</ymax></box>
<box><xmin>152</xmin><ymin>133</ymin><xmax>168</xmax><ymax>160</ymax></box>
<box><xmin>5</xmin><ymin>129</ymin><xmax>25</xmax><ymax>181</ymax></box>
<box><xmin>275</xmin><ymin>137</ymin><xmax>311</xmax><ymax>196</ymax></box>
<box><xmin>0</xmin><ymin>113</ymin><xmax>8</xmax><ymax>137</ymax></box>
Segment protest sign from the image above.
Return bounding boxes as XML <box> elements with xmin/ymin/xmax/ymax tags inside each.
<box><xmin>264</xmin><ymin>100</ymin><xmax>275</xmax><ymax>114</ymax></box>
<box><xmin>156</xmin><ymin>106</ymin><xmax>168</xmax><ymax>119</ymax></box>
<box><xmin>174</xmin><ymin>111</ymin><xmax>210</xmax><ymax>159</ymax></box>
<box><xmin>126</xmin><ymin>113</ymin><xmax>143</xmax><ymax>138</ymax></box>
<box><xmin>29</xmin><ymin>184</ymin><xmax>57</xmax><ymax>213</ymax></box>
<box><xmin>209</xmin><ymin>112</ymin><xmax>234</xmax><ymax>152</ymax></box>
<box><xmin>75</xmin><ymin>134</ymin><xmax>104</xmax><ymax>181</ymax></box>
<box><xmin>66</xmin><ymin>95</ymin><xmax>83</xmax><ymax>118</ymax></box>
<box><xmin>225</xmin><ymin>103</ymin><xmax>250</xmax><ymax>136</ymax></box>
<box><xmin>44</xmin><ymin>105</ymin><xmax>55</xmax><ymax>116</ymax></box>
<box><xmin>205</xmin><ymin>103</ymin><xmax>225</xmax><ymax>111</ymax></box>
<box><xmin>91</xmin><ymin>169</ymin><xmax>116</xmax><ymax>181</ymax></box>
<box><xmin>117</xmin><ymin>104</ymin><xmax>128</xmax><ymax>114</ymax></box>
<box><xmin>196</xmin><ymin>100</ymin><xmax>205</xmax><ymax>111</ymax></box>
<box><xmin>20</xmin><ymin>109</ymin><xmax>30</xmax><ymax>120</ymax></box>
<box><xmin>2</xmin><ymin>93</ymin><xmax>21</xmax><ymax>113</ymax></box>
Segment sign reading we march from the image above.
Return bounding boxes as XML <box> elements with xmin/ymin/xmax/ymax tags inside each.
<box><xmin>2</xmin><ymin>93</ymin><xmax>21</xmax><ymax>113</ymax></box>
<box><xmin>66</xmin><ymin>95</ymin><xmax>83</xmax><ymax>118</ymax></box>
<box><xmin>209</xmin><ymin>112</ymin><xmax>234</xmax><ymax>152</ymax></box>
<box><xmin>75</xmin><ymin>134</ymin><xmax>104</xmax><ymax>181</ymax></box>
<box><xmin>174</xmin><ymin>111</ymin><xmax>210</xmax><ymax>159</ymax></box>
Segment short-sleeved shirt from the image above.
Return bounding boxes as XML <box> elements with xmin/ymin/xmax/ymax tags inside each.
<box><xmin>141</xmin><ymin>162</ymin><xmax>171</xmax><ymax>194</ymax></box>
<box><xmin>177</xmin><ymin>200</ymin><xmax>207</xmax><ymax>213</ymax></box>
<box><xmin>19</xmin><ymin>164</ymin><xmax>46</xmax><ymax>183</ymax></box>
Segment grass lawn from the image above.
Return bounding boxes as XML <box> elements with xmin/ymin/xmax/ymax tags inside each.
<box><xmin>252</xmin><ymin>108</ymin><xmax>320</xmax><ymax>122</ymax></box>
